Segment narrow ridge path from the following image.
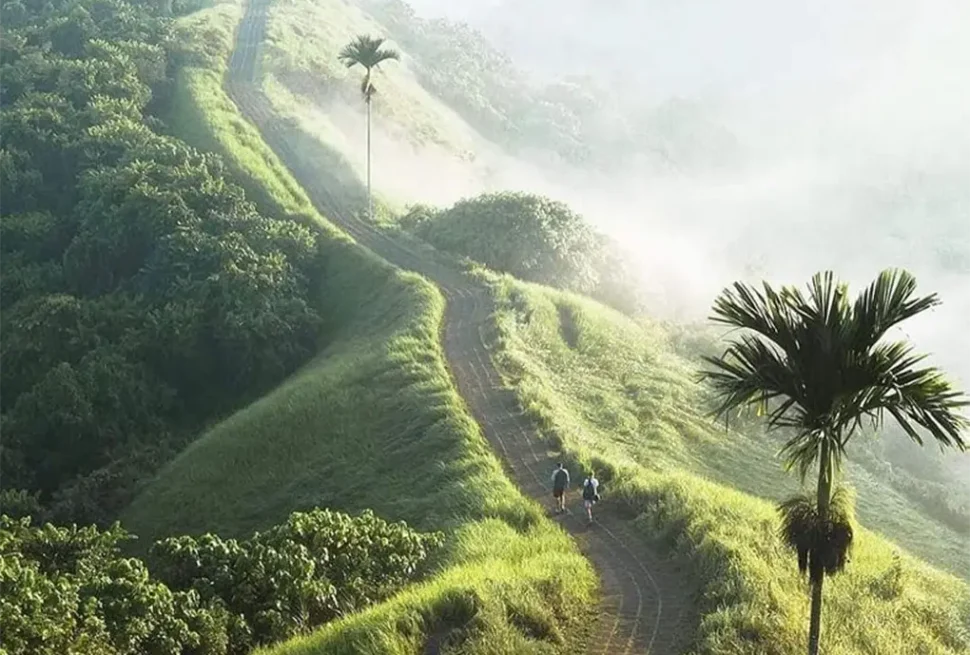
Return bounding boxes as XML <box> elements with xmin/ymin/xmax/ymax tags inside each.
<box><xmin>224</xmin><ymin>2</ymin><xmax>698</xmax><ymax>651</ymax></box>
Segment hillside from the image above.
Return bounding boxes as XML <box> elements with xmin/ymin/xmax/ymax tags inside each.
<box><xmin>248</xmin><ymin>0</ymin><xmax>970</xmax><ymax>578</ymax></box>
<box><xmin>0</xmin><ymin>0</ymin><xmax>599</xmax><ymax>652</ymax></box>
<box><xmin>204</xmin><ymin>0</ymin><xmax>970</xmax><ymax>652</ymax></box>
<box><xmin>119</xmin><ymin>2</ymin><xmax>606</xmax><ymax>653</ymax></box>
<box><xmin>5</xmin><ymin>0</ymin><xmax>967</xmax><ymax>652</ymax></box>
<box><xmin>488</xmin><ymin>281</ymin><xmax>969</xmax><ymax>577</ymax></box>
<box><xmin>485</xmin><ymin>276</ymin><xmax>970</xmax><ymax>652</ymax></box>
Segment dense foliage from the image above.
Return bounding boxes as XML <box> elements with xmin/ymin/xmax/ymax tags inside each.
<box><xmin>407</xmin><ymin>192</ymin><xmax>647</xmax><ymax>314</ymax></box>
<box><xmin>414</xmin><ymin>192</ymin><xmax>598</xmax><ymax>290</ymax></box>
<box><xmin>0</xmin><ymin>509</ymin><xmax>442</xmax><ymax>655</ymax></box>
<box><xmin>151</xmin><ymin>508</ymin><xmax>443</xmax><ymax>650</ymax></box>
<box><xmin>0</xmin><ymin>0</ymin><xmax>325</xmax><ymax>525</ymax></box>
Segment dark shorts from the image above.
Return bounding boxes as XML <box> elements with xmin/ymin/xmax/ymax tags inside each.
<box><xmin>553</xmin><ymin>487</ymin><xmax>566</xmax><ymax>498</ymax></box>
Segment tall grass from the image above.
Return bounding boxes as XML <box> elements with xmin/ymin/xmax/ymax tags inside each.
<box><xmin>123</xmin><ymin>4</ymin><xmax>597</xmax><ymax>652</ymax></box>
<box><xmin>486</xmin><ymin>275</ymin><xmax>970</xmax><ymax>654</ymax></box>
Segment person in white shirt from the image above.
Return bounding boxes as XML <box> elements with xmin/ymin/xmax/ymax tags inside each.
<box><xmin>581</xmin><ymin>472</ymin><xmax>599</xmax><ymax>523</ymax></box>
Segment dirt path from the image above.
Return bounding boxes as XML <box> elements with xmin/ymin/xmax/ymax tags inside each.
<box><xmin>224</xmin><ymin>2</ymin><xmax>698</xmax><ymax>652</ymax></box>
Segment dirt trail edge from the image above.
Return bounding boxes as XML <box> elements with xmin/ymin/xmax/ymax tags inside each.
<box><xmin>225</xmin><ymin>2</ymin><xmax>698</xmax><ymax>652</ymax></box>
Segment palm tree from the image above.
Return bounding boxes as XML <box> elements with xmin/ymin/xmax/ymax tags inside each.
<box><xmin>338</xmin><ymin>34</ymin><xmax>399</xmax><ymax>221</ymax></box>
<box><xmin>699</xmin><ymin>269</ymin><xmax>967</xmax><ymax>655</ymax></box>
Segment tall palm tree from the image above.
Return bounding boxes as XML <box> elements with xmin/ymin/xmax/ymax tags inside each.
<box><xmin>699</xmin><ymin>269</ymin><xmax>967</xmax><ymax>655</ymax></box>
<box><xmin>338</xmin><ymin>34</ymin><xmax>399</xmax><ymax>221</ymax></box>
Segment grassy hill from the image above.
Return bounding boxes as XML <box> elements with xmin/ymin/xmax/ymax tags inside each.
<box><xmin>125</xmin><ymin>0</ymin><xmax>970</xmax><ymax>652</ymax></box>
<box><xmin>248</xmin><ymin>0</ymin><xmax>969</xmax><ymax>578</ymax></box>
<box><xmin>485</xmin><ymin>276</ymin><xmax>970</xmax><ymax>653</ymax></box>
<box><xmin>121</xmin><ymin>3</ymin><xmax>597</xmax><ymax>652</ymax></box>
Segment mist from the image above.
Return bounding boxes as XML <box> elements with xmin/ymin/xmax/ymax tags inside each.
<box><xmin>321</xmin><ymin>0</ymin><xmax>970</xmax><ymax>393</ymax></box>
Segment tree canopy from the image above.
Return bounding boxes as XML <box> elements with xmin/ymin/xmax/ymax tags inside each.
<box><xmin>338</xmin><ymin>34</ymin><xmax>400</xmax><ymax>100</ymax></box>
<box><xmin>0</xmin><ymin>509</ymin><xmax>442</xmax><ymax>655</ymax></box>
<box><xmin>0</xmin><ymin>0</ymin><xmax>325</xmax><ymax>526</ymax></box>
<box><xmin>409</xmin><ymin>192</ymin><xmax>649</xmax><ymax>315</ymax></box>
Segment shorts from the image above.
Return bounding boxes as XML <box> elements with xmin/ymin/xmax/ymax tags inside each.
<box><xmin>583</xmin><ymin>498</ymin><xmax>595</xmax><ymax>508</ymax></box>
<box><xmin>553</xmin><ymin>487</ymin><xmax>566</xmax><ymax>499</ymax></box>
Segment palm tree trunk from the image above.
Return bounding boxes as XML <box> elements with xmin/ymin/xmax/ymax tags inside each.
<box><xmin>807</xmin><ymin>437</ymin><xmax>833</xmax><ymax>655</ymax></box>
<box><xmin>366</xmin><ymin>96</ymin><xmax>372</xmax><ymax>221</ymax></box>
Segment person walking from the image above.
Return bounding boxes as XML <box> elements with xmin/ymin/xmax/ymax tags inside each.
<box><xmin>551</xmin><ymin>462</ymin><xmax>570</xmax><ymax>513</ymax></box>
<box><xmin>581</xmin><ymin>472</ymin><xmax>600</xmax><ymax>523</ymax></box>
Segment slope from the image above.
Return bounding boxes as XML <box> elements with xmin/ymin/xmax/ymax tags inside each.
<box><xmin>487</xmin><ymin>277</ymin><xmax>970</xmax><ymax>653</ymax></box>
<box><xmin>132</xmin><ymin>0</ymin><xmax>970</xmax><ymax>653</ymax></box>
<box><xmin>254</xmin><ymin>0</ymin><xmax>970</xmax><ymax>580</ymax></box>
<box><xmin>216</xmin><ymin>0</ymin><xmax>701</xmax><ymax>653</ymax></box>
<box><xmin>121</xmin><ymin>2</ymin><xmax>599</xmax><ymax>653</ymax></box>
<box><xmin>261</xmin><ymin>0</ymin><xmax>966</xmax><ymax>572</ymax></box>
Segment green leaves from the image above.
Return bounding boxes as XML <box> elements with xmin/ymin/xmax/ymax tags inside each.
<box><xmin>338</xmin><ymin>35</ymin><xmax>400</xmax><ymax>71</ymax></box>
<box><xmin>417</xmin><ymin>191</ymin><xmax>601</xmax><ymax>293</ymax></box>
<box><xmin>0</xmin><ymin>0</ymin><xmax>324</xmax><ymax>525</ymax></box>
<box><xmin>0</xmin><ymin>517</ymin><xmax>226</xmax><ymax>655</ymax></box>
<box><xmin>699</xmin><ymin>269</ymin><xmax>968</xmax><ymax>477</ymax></box>
<box><xmin>0</xmin><ymin>509</ymin><xmax>442</xmax><ymax>655</ymax></box>
<box><xmin>150</xmin><ymin>508</ymin><xmax>443</xmax><ymax>652</ymax></box>
<box><xmin>338</xmin><ymin>34</ymin><xmax>400</xmax><ymax>100</ymax></box>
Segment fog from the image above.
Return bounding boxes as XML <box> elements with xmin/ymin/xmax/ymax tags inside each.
<box><xmin>332</xmin><ymin>0</ymin><xmax>970</xmax><ymax>397</ymax></box>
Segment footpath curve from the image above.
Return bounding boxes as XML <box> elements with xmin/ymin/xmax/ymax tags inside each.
<box><xmin>224</xmin><ymin>2</ymin><xmax>697</xmax><ymax>652</ymax></box>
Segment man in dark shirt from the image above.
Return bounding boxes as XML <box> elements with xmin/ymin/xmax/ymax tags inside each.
<box><xmin>551</xmin><ymin>462</ymin><xmax>570</xmax><ymax>513</ymax></box>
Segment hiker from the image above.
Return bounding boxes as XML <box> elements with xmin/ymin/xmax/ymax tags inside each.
<box><xmin>551</xmin><ymin>462</ymin><xmax>570</xmax><ymax>513</ymax></box>
<box><xmin>581</xmin><ymin>472</ymin><xmax>600</xmax><ymax>522</ymax></box>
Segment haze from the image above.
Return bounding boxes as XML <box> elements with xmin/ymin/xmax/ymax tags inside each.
<box><xmin>356</xmin><ymin>0</ymin><xmax>966</xmax><ymax>388</ymax></box>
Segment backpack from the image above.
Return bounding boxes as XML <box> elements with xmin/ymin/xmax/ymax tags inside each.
<box><xmin>553</xmin><ymin>468</ymin><xmax>568</xmax><ymax>488</ymax></box>
<box><xmin>583</xmin><ymin>479</ymin><xmax>599</xmax><ymax>501</ymax></box>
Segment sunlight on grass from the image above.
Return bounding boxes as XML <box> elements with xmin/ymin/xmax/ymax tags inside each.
<box><xmin>486</xmin><ymin>275</ymin><xmax>970</xmax><ymax>654</ymax></box>
<box><xmin>122</xmin><ymin>5</ymin><xmax>597</xmax><ymax>651</ymax></box>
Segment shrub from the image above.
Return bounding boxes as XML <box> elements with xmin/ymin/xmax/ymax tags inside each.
<box><xmin>0</xmin><ymin>509</ymin><xmax>442</xmax><ymax>655</ymax></box>
<box><xmin>151</xmin><ymin>508</ymin><xmax>444</xmax><ymax>652</ymax></box>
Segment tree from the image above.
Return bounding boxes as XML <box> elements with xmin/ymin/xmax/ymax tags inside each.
<box><xmin>338</xmin><ymin>34</ymin><xmax>399</xmax><ymax>221</ymax></box>
<box><xmin>416</xmin><ymin>191</ymin><xmax>601</xmax><ymax>292</ymax></box>
<box><xmin>698</xmin><ymin>269</ymin><xmax>968</xmax><ymax>655</ymax></box>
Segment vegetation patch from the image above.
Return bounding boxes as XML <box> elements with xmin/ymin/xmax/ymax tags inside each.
<box><xmin>0</xmin><ymin>509</ymin><xmax>440</xmax><ymax>655</ymax></box>
<box><xmin>0</xmin><ymin>0</ymin><xmax>323</xmax><ymax>528</ymax></box>
<box><xmin>404</xmin><ymin>192</ymin><xmax>647</xmax><ymax>316</ymax></box>
<box><xmin>485</xmin><ymin>275</ymin><xmax>970</xmax><ymax>653</ymax></box>
<box><xmin>118</xmin><ymin>1</ymin><xmax>599</xmax><ymax>653</ymax></box>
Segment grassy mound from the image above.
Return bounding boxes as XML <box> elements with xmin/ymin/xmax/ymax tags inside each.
<box><xmin>121</xmin><ymin>3</ymin><xmax>596</xmax><ymax>652</ymax></box>
<box><xmin>486</xmin><ymin>276</ymin><xmax>970</xmax><ymax>653</ymax></box>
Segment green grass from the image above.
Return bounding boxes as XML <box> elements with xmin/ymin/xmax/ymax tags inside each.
<box><xmin>155</xmin><ymin>0</ymin><xmax>970</xmax><ymax>652</ymax></box>
<box><xmin>122</xmin><ymin>4</ymin><xmax>597</xmax><ymax>652</ymax></box>
<box><xmin>254</xmin><ymin>0</ymin><xmax>500</xmax><ymax>214</ymax></box>
<box><xmin>261</xmin><ymin>0</ymin><xmax>479</xmax><ymax>154</ymax></box>
<box><xmin>485</xmin><ymin>275</ymin><xmax>970</xmax><ymax>654</ymax></box>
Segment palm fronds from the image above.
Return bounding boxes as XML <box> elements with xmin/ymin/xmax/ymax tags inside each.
<box><xmin>338</xmin><ymin>35</ymin><xmax>399</xmax><ymax>101</ymax></box>
<box><xmin>338</xmin><ymin>34</ymin><xmax>400</xmax><ymax>71</ymax></box>
<box><xmin>779</xmin><ymin>488</ymin><xmax>855</xmax><ymax>578</ymax></box>
<box><xmin>698</xmin><ymin>269</ymin><xmax>969</xmax><ymax>471</ymax></box>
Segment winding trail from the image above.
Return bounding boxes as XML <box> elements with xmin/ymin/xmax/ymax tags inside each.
<box><xmin>225</xmin><ymin>2</ymin><xmax>698</xmax><ymax>652</ymax></box>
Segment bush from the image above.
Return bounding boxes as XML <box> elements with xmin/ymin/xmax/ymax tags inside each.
<box><xmin>0</xmin><ymin>489</ymin><xmax>41</xmax><ymax>520</ymax></box>
<box><xmin>416</xmin><ymin>191</ymin><xmax>599</xmax><ymax>292</ymax></box>
<box><xmin>0</xmin><ymin>508</ymin><xmax>442</xmax><ymax>655</ymax></box>
<box><xmin>0</xmin><ymin>516</ymin><xmax>225</xmax><ymax>655</ymax></box>
<box><xmin>151</xmin><ymin>508</ymin><xmax>444</xmax><ymax>652</ymax></box>
<box><xmin>412</xmin><ymin>191</ymin><xmax>651</xmax><ymax>315</ymax></box>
